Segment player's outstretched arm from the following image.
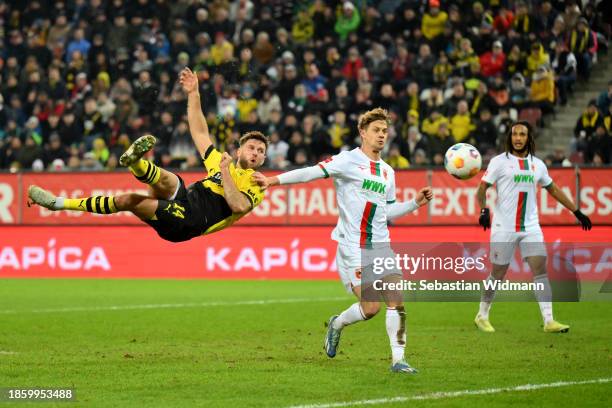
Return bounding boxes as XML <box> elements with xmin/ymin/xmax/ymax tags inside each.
<box><xmin>252</xmin><ymin>166</ymin><xmax>325</xmax><ymax>190</ymax></box>
<box><xmin>180</xmin><ymin>67</ymin><xmax>212</xmax><ymax>157</ymax></box>
<box><xmin>220</xmin><ymin>153</ymin><xmax>251</xmax><ymax>213</ymax></box>
<box><xmin>387</xmin><ymin>187</ymin><xmax>433</xmax><ymax>220</ymax></box>
<box><xmin>477</xmin><ymin>182</ymin><xmax>491</xmax><ymax>230</ymax></box>
<box><xmin>545</xmin><ymin>182</ymin><xmax>592</xmax><ymax>230</ymax></box>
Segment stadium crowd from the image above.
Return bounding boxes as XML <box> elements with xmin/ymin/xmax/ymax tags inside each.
<box><xmin>0</xmin><ymin>0</ymin><xmax>610</xmax><ymax>172</ymax></box>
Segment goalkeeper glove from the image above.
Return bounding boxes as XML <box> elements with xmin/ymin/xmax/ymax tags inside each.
<box><xmin>573</xmin><ymin>209</ymin><xmax>592</xmax><ymax>231</ymax></box>
<box><xmin>479</xmin><ymin>208</ymin><xmax>491</xmax><ymax>231</ymax></box>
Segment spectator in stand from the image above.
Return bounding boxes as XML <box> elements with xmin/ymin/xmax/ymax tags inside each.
<box><xmin>551</xmin><ymin>41</ymin><xmax>577</xmax><ymax>106</ymax></box>
<box><xmin>266</xmin><ymin>131</ymin><xmax>290</xmax><ymax>169</ymax></box>
<box><xmin>525</xmin><ymin>42</ymin><xmax>549</xmax><ymax>78</ymax></box>
<box><xmin>480</xmin><ymin>41</ymin><xmax>506</xmax><ymax>78</ymax></box>
<box><xmin>605</xmin><ymin>103</ymin><xmax>612</xmax><ymax>134</ymax></box>
<box><xmin>449</xmin><ymin>100</ymin><xmax>474</xmax><ymax>143</ymax></box>
<box><xmin>494</xmin><ymin>6</ymin><xmax>515</xmax><ymax>35</ymax></box>
<box><xmin>422</xmin><ymin>0</ymin><xmax>447</xmax><ymax>46</ymax></box>
<box><xmin>504</xmin><ymin>44</ymin><xmax>526</xmax><ymax>80</ymax></box>
<box><xmin>398</xmin><ymin>126</ymin><xmax>429</xmax><ymax>164</ymax></box>
<box><xmin>335</xmin><ymin>2</ymin><xmax>361</xmax><ymax>42</ymax></box>
<box><xmin>586</xmin><ymin>125</ymin><xmax>611</xmax><ymax>165</ymax></box>
<box><xmin>429</xmin><ymin>121</ymin><xmax>455</xmax><ymax>165</ymax></box>
<box><xmin>474</xmin><ymin>108</ymin><xmax>498</xmax><ymax>154</ymax></box>
<box><xmin>386</xmin><ymin>144</ymin><xmax>410</xmax><ymax>169</ymax></box>
<box><xmin>413</xmin><ymin>44</ymin><xmax>435</xmax><ymax>88</ymax></box>
<box><xmin>574</xmin><ymin>100</ymin><xmax>604</xmax><ymax>153</ymax></box>
<box><xmin>597</xmin><ymin>81</ymin><xmax>612</xmax><ymax>114</ymax></box>
<box><xmin>433</xmin><ymin>52</ymin><xmax>453</xmax><ymax>86</ymax></box>
<box><xmin>529</xmin><ymin>65</ymin><xmax>556</xmax><ymax>116</ymax></box>
<box><xmin>568</xmin><ymin>17</ymin><xmax>595</xmax><ymax>80</ymax></box>
<box><xmin>292</xmin><ymin>9</ymin><xmax>314</xmax><ymax>45</ymax></box>
<box><xmin>510</xmin><ymin>73</ymin><xmax>529</xmax><ymax>111</ymax></box>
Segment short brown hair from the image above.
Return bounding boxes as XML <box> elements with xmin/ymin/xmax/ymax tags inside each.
<box><xmin>239</xmin><ymin>131</ymin><xmax>269</xmax><ymax>148</ymax></box>
<box><xmin>357</xmin><ymin>107</ymin><xmax>390</xmax><ymax>131</ymax></box>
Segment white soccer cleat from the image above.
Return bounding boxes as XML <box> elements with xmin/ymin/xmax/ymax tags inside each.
<box><xmin>27</xmin><ymin>185</ymin><xmax>57</xmax><ymax>210</ymax></box>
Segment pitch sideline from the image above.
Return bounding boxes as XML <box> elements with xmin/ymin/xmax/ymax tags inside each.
<box><xmin>287</xmin><ymin>377</ymin><xmax>612</xmax><ymax>408</ymax></box>
<box><xmin>0</xmin><ymin>296</ymin><xmax>349</xmax><ymax>314</ymax></box>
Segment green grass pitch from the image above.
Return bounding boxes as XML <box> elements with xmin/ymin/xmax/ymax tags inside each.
<box><xmin>0</xmin><ymin>279</ymin><xmax>610</xmax><ymax>407</ymax></box>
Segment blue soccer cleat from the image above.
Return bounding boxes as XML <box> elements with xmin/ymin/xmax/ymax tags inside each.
<box><xmin>390</xmin><ymin>360</ymin><xmax>419</xmax><ymax>374</ymax></box>
<box><xmin>324</xmin><ymin>315</ymin><xmax>342</xmax><ymax>358</ymax></box>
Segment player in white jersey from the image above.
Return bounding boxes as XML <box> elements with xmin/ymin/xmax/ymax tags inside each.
<box><xmin>475</xmin><ymin>121</ymin><xmax>592</xmax><ymax>333</ymax></box>
<box><xmin>254</xmin><ymin>108</ymin><xmax>432</xmax><ymax>373</ymax></box>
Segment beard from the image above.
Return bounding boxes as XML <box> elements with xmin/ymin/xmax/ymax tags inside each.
<box><xmin>512</xmin><ymin>144</ymin><xmax>528</xmax><ymax>154</ymax></box>
<box><xmin>238</xmin><ymin>157</ymin><xmax>249</xmax><ymax>169</ymax></box>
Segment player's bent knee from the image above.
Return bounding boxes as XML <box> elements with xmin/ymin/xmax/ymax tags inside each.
<box><xmin>360</xmin><ymin>302</ymin><xmax>380</xmax><ymax>319</ymax></box>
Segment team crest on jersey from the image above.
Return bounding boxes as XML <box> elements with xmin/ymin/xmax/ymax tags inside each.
<box><xmin>383</xmin><ymin>169</ymin><xmax>388</xmax><ymax>180</ymax></box>
<box><xmin>206</xmin><ymin>171</ymin><xmax>223</xmax><ymax>186</ymax></box>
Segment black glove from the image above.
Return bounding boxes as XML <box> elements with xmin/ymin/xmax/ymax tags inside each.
<box><xmin>573</xmin><ymin>210</ymin><xmax>592</xmax><ymax>231</ymax></box>
<box><xmin>479</xmin><ymin>208</ymin><xmax>491</xmax><ymax>231</ymax></box>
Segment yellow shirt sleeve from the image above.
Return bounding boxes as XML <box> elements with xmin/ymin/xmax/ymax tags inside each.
<box><xmin>203</xmin><ymin>146</ymin><xmax>223</xmax><ymax>174</ymax></box>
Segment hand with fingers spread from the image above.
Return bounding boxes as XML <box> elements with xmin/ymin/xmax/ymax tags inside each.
<box><xmin>179</xmin><ymin>67</ymin><xmax>199</xmax><ymax>95</ymax></box>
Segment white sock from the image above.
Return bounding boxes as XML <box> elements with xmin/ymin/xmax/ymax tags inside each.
<box><xmin>53</xmin><ymin>197</ymin><xmax>65</xmax><ymax>210</ymax></box>
<box><xmin>332</xmin><ymin>303</ymin><xmax>366</xmax><ymax>330</ymax></box>
<box><xmin>533</xmin><ymin>274</ymin><xmax>554</xmax><ymax>324</ymax></box>
<box><xmin>478</xmin><ymin>275</ymin><xmax>497</xmax><ymax>319</ymax></box>
<box><xmin>386</xmin><ymin>306</ymin><xmax>406</xmax><ymax>364</ymax></box>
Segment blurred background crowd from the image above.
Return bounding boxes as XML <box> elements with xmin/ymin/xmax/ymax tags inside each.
<box><xmin>0</xmin><ymin>0</ymin><xmax>610</xmax><ymax>172</ymax></box>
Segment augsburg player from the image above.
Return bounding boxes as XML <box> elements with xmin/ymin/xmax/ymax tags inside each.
<box><xmin>28</xmin><ymin>68</ymin><xmax>266</xmax><ymax>242</ymax></box>
<box><xmin>475</xmin><ymin>121</ymin><xmax>592</xmax><ymax>333</ymax></box>
<box><xmin>255</xmin><ymin>108</ymin><xmax>433</xmax><ymax>373</ymax></box>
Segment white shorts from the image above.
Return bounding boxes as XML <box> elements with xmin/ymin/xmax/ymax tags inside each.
<box><xmin>335</xmin><ymin>243</ymin><xmax>401</xmax><ymax>293</ymax></box>
<box><xmin>490</xmin><ymin>230</ymin><xmax>547</xmax><ymax>265</ymax></box>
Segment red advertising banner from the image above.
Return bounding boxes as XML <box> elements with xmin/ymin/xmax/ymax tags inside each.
<box><xmin>0</xmin><ymin>226</ymin><xmax>609</xmax><ymax>279</ymax></box>
<box><xmin>429</xmin><ymin>169</ymin><xmax>483</xmax><ymax>224</ymax></box>
<box><xmin>429</xmin><ymin>168</ymin><xmax>577</xmax><ymax>225</ymax></box>
<box><xmin>1</xmin><ymin>167</ymin><xmax>610</xmax><ymax>225</ymax></box>
<box><xmin>578</xmin><ymin>169</ymin><xmax>612</xmax><ymax>225</ymax></box>
<box><xmin>539</xmin><ymin>168</ymin><xmax>577</xmax><ymax>224</ymax></box>
<box><xmin>0</xmin><ymin>174</ymin><xmax>19</xmax><ymax>224</ymax></box>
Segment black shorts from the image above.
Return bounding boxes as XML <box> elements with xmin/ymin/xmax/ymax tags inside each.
<box><xmin>145</xmin><ymin>175</ymin><xmax>232</xmax><ymax>242</ymax></box>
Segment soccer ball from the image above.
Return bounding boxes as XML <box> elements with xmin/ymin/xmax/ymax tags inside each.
<box><xmin>444</xmin><ymin>143</ymin><xmax>482</xmax><ymax>180</ymax></box>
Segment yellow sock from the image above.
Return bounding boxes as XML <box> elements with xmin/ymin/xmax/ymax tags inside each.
<box><xmin>63</xmin><ymin>196</ymin><xmax>118</xmax><ymax>214</ymax></box>
<box><xmin>130</xmin><ymin>160</ymin><xmax>161</xmax><ymax>185</ymax></box>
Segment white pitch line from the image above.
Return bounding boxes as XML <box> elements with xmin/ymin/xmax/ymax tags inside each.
<box><xmin>287</xmin><ymin>377</ymin><xmax>612</xmax><ymax>408</ymax></box>
<box><xmin>0</xmin><ymin>296</ymin><xmax>348</xmax><ymax>315</ymax></box>
<box><xmin>0</xmin><ymin>351</ymin><xmax>18</xmax><ymax>355</ymax></box>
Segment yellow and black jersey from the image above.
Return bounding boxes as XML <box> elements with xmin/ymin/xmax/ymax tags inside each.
<box><xmin>198</xmin><ymin>145</ymin><xmax>264</xmax><ymax>234</ymax></box>
<box><xmin>144</xmin><ymin>147</ymin><xmax>264</xmax><ymax>243</ymax></box>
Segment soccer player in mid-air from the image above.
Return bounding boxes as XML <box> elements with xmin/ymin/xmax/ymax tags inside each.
<box><xmin>475</xmin><ymin>121</ymin><xmax>592</xmax><ymax>333</ymax></box>
<box><xmin>254</xmin><ymin>108</ymin><xmax>433</xmax><ymax>373</ymax></box>
<box><xmin>28</xmin><ymin>68</ymin><xmax>267</xmax><ymax>242</ymax></box>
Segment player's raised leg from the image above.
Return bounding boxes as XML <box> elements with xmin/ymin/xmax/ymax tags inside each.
<box><xmin>525</xmin><ymin>256</ymin><xmax>570</xmax><ymax>333</ymax></box>
<box><xmin>28</xmin><ymin>185</ymin><xmax>158</xmax><ymax>220</ymax></box>
<box><xmin>120</xmin><ymin>134</ymin><xmax>180</xmax><ymax>200</ymax></box>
